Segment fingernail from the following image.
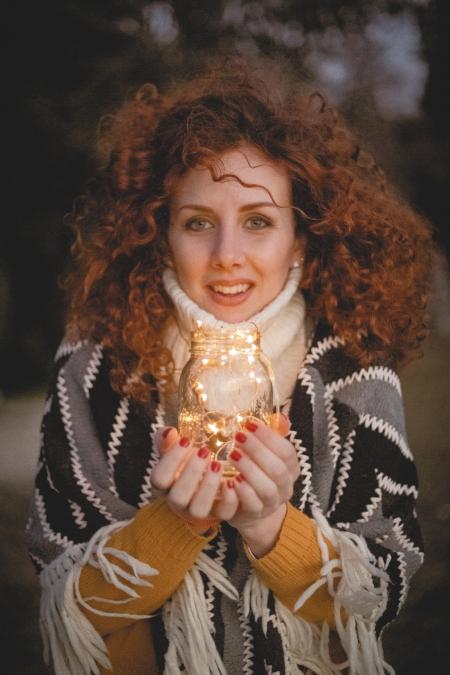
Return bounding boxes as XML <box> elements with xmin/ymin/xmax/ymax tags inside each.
<box><xmin>162</xmin><ymin>427</ymin><xmax>172</xmax><ymax>438</ymax></box>
<box><xmin>235</xmin><ymin>432</ymin><xmax>247</xmax><ymax>443</ymax></box>
<box><xmin>245</xmin><ymin>421</ymin><xmax>258</xmax><ymax>432</ymax></box>
<box><xmin>230</xmin><ymin>449</ymin><xmax>242</xmax><ymax>462</ymax></box>
<box><xmin>227</xmin><ymin>479</ymin><xmax>235</xmax><ymax>488</ymax></box>
<box><xmin>197</xmin><ymin>446</ymin><xmax>209</xmax><ymax>459</ymax></box>
<box><xmin>179</xmin><ymin>437</ymin><xmax>190</xmax><ymax>447</ymax></box>
<box><xmin>211</xmin><ymin>460</ymin><xmax>221</xmax><ymax>473</ymax></box>
<box><xmin>235</xmin><ymin>474</ymin><xmax>245</xmax><ymax>482</ymax></box>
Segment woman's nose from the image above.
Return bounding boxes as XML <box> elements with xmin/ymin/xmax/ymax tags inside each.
<box><xmin>210</xmin><ymin>226</ymin><xmax>245</xmax><ymax>269</ymax></box>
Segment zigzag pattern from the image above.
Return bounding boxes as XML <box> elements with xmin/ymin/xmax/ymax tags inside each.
<box><xmin>378</xmin><ymin>472</ymin><xmax>419</xmax><ymax>499</ymax></box>
<box><xmin>357</xmin><ymin>486</ymin><xmax>382</xmax><ymax>523</ymax></box>
<box><xmin>390</xmin><ymin>516</ymin><xmax>424</xmax><ymax>559</ymax></box>
<box><xmin>107</xmin><ymin>397</ymin><xmax>130</xmax><ymax>498</ymax></box>
<box><xmin>238</xmin><ymin>594</ymin><xmax>255</xmax><ymax>675</ymax></box>
<box><xmin>83</xmin><ymin>344</ymin><xmax>103</xmax><ymax>398</ymax></box>
<box><xmin>57</xmin><ymin>370</ymin><xmax>114</xmax><ymax>522</ymax></box>
<box><xmin>138</xmin><ymin>402</ymin><xmax>165</xmax><ymax>508</ymax></box>
<box><xmin>54</xmin><ymin>340</ymin><xmax>85</xmax><ymax>362</ymax></box>
<box><xmin>297</xmin><ymin>368</ymin><xmax>316</xmax><ymax>409</ymax></box>
<box><xmin>359</xmin><ymin>413</ymin><xmax>413</xmax><ymax>460</ymax></box>
<box><xmin>326</xmin><ymin>366</ymin><xmax>402</xmax><ymax>396</ymax></box>
<box><xmin>324</xmin><ymin>392</ymin><xmax>341</xmax><ymax>468</ymax></box>
<box><xmin>29</xmin><ymin>550</ymin><xmax>46</xmax><ymax>571</ymax></box>
<box><xmin>328</xmin><ymin>429</ymin><xmax>356</xmax><ymax>516</ymax></box>
<box><xmin>288</xmin><ymin>428</ymin><xmax>315</xmax><ymax>512</ymax></box>
<box><xmin>302</xmin><ymin>335</ymin><xmax>345</xmax><ymax>366</ymax></box>
<box><xmin>204</xmin><ymin>536</ymin><xmax>229</xmax><ymax>633</ymax></box>
<box><xmin>397</xmin><ymin>552</ymin><xmax>409</xmax><ymax>609</ymax></box>
<box><xmin>35</xmin><ymin>489</ymin><xmax>74</xmax><ymax>549</ymax></box>
<box><xmin>68</xmin><ymin>500</ymin><xmax>88</xmax><ymax>529</ymax></box>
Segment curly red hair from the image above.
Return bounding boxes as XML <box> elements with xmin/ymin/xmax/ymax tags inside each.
<box><xmin>62</xmin><ymin>55</ymin><xmax>435</xmax><ymax>404</ymax></box>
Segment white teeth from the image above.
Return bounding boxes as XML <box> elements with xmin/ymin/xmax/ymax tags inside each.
<box><xmin>211</xmin><ymin>284</ymin><xmax>250</xmax><ymax>295</ymax></box>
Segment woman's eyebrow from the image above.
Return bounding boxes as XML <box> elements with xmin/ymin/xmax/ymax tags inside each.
<box><xmin>175</xmin><ymin>201</ymin><xmax>280</xmax><ymax>214</ymax></box>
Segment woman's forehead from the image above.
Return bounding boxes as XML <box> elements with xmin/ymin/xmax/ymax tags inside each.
<box><xmin>169</xmin><ymin>145</ymin><xmax>292</xmax><ymax>207</ymax></box>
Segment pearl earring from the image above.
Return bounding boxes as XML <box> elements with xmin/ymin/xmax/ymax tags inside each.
<box><xmin>292</xmin><ymin>261</ymin><xmax>300</xmax><ymax>269</ymax></box>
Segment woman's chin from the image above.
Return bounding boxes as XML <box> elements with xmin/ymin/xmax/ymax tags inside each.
<box><xmin>202</xmin><ymin>300</ymin><xmax>258</xmax><ymax>323</ymax></box>
<box><xmin>200</xmin><ymin>286</ymin><xmax>259</xmax><ymax>323</ymax></box>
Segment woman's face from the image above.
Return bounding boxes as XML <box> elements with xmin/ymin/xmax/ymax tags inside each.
<box><xmin>167</xmin><ymin>144</ymin><xmax>303</xmax><ymax>323</ymax></box>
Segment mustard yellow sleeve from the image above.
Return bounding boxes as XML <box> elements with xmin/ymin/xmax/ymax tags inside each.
<box><xmin>78</xmin><ymin>496</ymin><xmax>218</xmax><ymax>636</ymax></box>
<box><xmin>244</xmin><ymin>502</ymin><xmax>339</xmax><ymax>627</ymax></box>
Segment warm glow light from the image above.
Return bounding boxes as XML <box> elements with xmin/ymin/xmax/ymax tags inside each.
<box><xmin>178</xmin><ymin>324</ymin><xmax>273</xmax><ymax>479</ymax></box>
<box><xmin>207</xmin><ymin>423</ymin><xmax>219</xmax><ymax>433</ymax></box>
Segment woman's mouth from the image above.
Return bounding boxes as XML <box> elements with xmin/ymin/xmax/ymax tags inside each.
<box><xmin>207</xmin><ymin>282</ymin><xmax>253</xmax><ymax>306</ymax></box>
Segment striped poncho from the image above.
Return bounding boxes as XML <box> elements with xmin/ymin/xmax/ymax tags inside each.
<box><xmin>25</xmin><ymin>320</ymin><xmax>423</xmax><ymax>674</ymax></box>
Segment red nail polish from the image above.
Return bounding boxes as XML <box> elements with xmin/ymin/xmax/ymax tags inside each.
<box><xmin>230</xmin><ymin>449</ymin><xmax>242</xmax><ymax>462</ymax></box>
<box><xmin>235</xmin><ymin>474</ymin><xmax>245</xmax><ymax>482</ymax></box>
<box><xmin>162</xmin><ymin>427</ymin><xmax>172</xmax><ymax>438</ymax></box>
<box><xmin>245</xmin><ymin>421</ymin><xmax>258</xmax><ymax>432</ymax></box>
<box><xmin>211</xmin><ymin>460</ymin><xmax>221</xmax><ymax>473</ymax></box>
<box><xmin>179</xmin><ymin>437</ymin><xmax>190</xmax><ymax>447</ymax></box>
<box><xmin>227</xmin><ymin>479</ymin><xmax>235</xmax><ymax>488</ymax></box>
<box><xmin>235</xmin><ymin>432</ymin><xmax>247</xmax><ymax>443</ymax></box>
<box><xmin>197</xmin><ymin>446</ymin><xmax>209</xmax><ymax>459</ymax></box>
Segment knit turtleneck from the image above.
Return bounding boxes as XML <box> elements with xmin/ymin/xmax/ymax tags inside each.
<box><xmin>160</xmin><ymin>268</ymin><xmax>314</xmax><ymax>425</ymax></box>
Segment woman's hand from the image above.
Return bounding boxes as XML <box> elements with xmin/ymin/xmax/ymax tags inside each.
<box><xmin>150</xmin><ymin>428</ymin><xmax>238</xmax><ymax>533</ymax></box>
<box><xmin>225</xmin><ymin>414</ymin><xmax>300</xmax><ymax>558</ymax></box>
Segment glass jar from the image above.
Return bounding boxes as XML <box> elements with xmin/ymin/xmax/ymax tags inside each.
<box><xmin>178</xmin><ymin>324</ymin><xmax>274</xmax><ymax>477</ymax></box>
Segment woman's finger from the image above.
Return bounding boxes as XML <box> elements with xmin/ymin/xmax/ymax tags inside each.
<box><xmin>154</xmin><ymin>426</ymin><xmax>178</xmax><ymax>455</ymax></box>
<box><xmin>244</xmin><ymin>420</ymin><xmax>299</xmax><ymax>474</ymax></box>
<box><xmin>187</xmin><ymin>460</ymin><xmax>224</xmax><ymax>520</ymax></box>
<box><xmin>232</xmin><ymin>475</ymin><xmax>265</xmax><ymax>516</ymax></box>
<box><xmin>229</xmin><ymin>445</ymin><xmax>281</xmax><ymax>509</ymax></box>
<box><xmin>212</xmin><ymin>479</ymin><xmax>239</xmax><ymax>521</ymax></box>
<box><xmin>150</xmin><ymin>436</ymin><xmax>193</xmax><ymax>490</ymax></box>
<box><xmin>232</xmin><ymin>431</ymin><xmax>290</xmax><ymax>492</ymax></box>
<box><xmin>167</xmin><ymin>446</ymin><xmax>211</xmax><ymax>510</ymax></box>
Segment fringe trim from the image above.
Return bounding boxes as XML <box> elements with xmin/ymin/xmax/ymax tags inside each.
<box><xmin>162</xmin><ymin>550</ymin><xmax>239</xmax><ymax>675</ymax></box>
<box><xmin>243</xmin><ymin>507</ymin><xmax>395</xmax><ymax>675</ymax></box>
<box><xmin>39</xmin><ymin>520</ymin><xmax>159</xmax><ymax>675</ymax></box>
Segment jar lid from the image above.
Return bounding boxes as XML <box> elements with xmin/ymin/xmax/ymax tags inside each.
<box><xmin>190</xmin><ymin>323</ymin><xmax>261</xmax><ymax>354</ymax></box>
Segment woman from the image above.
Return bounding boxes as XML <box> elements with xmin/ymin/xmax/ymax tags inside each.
<box><xmin>26</xmin><ymin>56</ymin><xmax>433</xmax><ymax>674</ymax></box>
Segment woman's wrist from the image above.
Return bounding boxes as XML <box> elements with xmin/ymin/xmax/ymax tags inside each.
<box><xmin>239</xmin><ymin>503</ymin><xmax>287</xmax><ymax>559</ymax></box>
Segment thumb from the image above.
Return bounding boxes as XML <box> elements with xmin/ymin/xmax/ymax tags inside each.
<box><xmin>269</xmin><ymin>412</ymin><xmax>291</xmax><ymax>437</ymax></box>
<box><xmin>155</xmin><ymin>426</ymin><xmax>179</xmax><ymax>455</ymax></box>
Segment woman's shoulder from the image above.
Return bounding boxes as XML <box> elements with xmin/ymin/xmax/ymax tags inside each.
<box><xmin>304</xmin><ymin>319</ymin><xmax>399</xmax><ymax>381</ymax></box>
<box><xmin>50</xmin><ymin>330</ymin><xmax>113</xmax><ymax>399</ymax></box>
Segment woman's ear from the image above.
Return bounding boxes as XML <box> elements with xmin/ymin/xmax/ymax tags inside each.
<box><xmin>291</xmin><ymin>233</ymin><xmax>306</xmax><ymax>268</ymax></box>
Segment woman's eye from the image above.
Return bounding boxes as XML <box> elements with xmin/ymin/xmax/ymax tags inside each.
<box><xmin>246</xmin><ymin>216</ymin><xmax>271</xmax><ymax>230</ymax></box>
<box><xmin>185</xmin><ymin>218</ymin><xmax>213</xmax><ymax>231</ymax></box>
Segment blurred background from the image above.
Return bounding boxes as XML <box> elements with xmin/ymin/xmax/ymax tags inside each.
<box><xmin>1</xmin><ymin>1</ymin><xmax>449</xmax><ymax>673</ymax></box>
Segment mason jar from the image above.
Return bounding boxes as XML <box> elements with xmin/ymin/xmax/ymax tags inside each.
<box><xmin>178</xmin><ymin>324</ymin><xmax>274</xmax><ymax>477</ymax></box>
